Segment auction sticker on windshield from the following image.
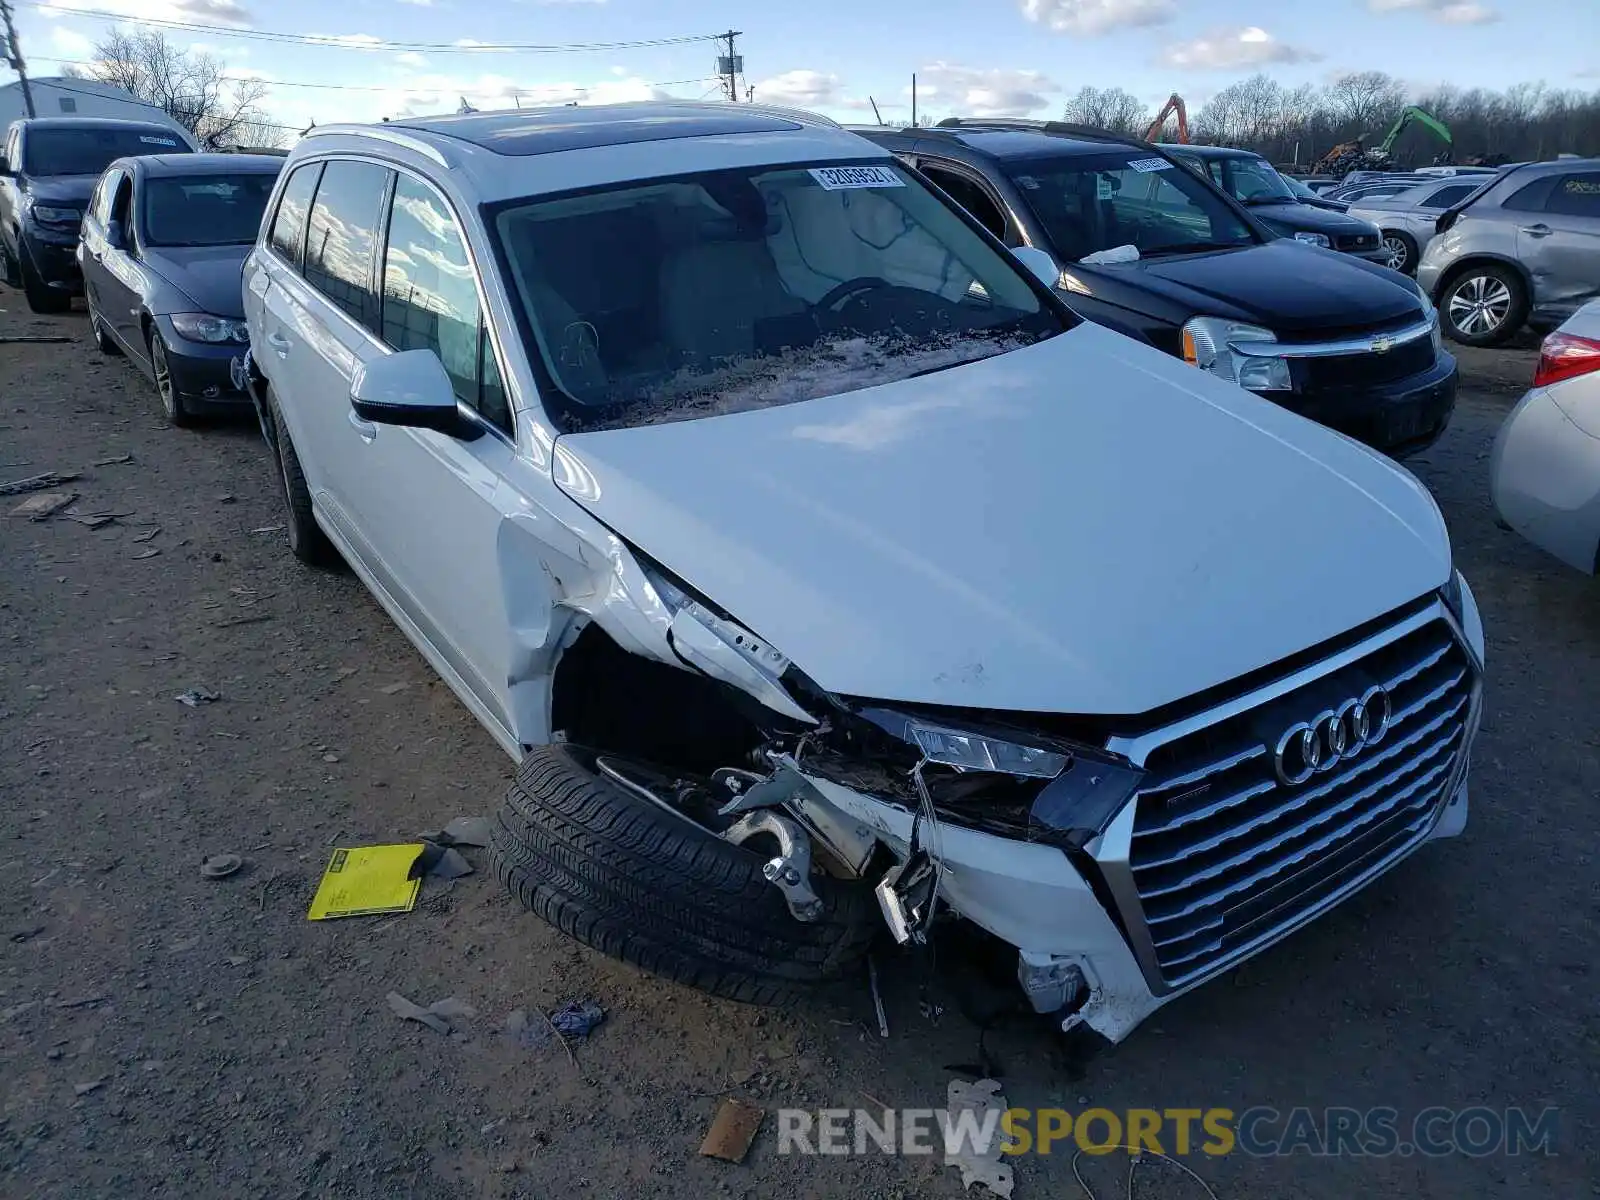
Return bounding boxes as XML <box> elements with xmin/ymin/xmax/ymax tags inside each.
<box><xmin>1127</xmin><ymin>158</ymin><xmax>1172</xmax><ymax>173</ymax></box>
<box><xmin>140</xmin><ymin>136</ymin><xmax>179</xmax><ymax>146</ymax></box>
<box><xmin>809</xmin><ymin>165</ymin><xmax>905</xmax><ymax>190</ymax></box>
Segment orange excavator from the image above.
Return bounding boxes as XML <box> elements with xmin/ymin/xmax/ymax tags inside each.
<box><xmin>1145</xmin><ymin>94</ymin><xmax>1189</xmax><ymax>144</ymax></box>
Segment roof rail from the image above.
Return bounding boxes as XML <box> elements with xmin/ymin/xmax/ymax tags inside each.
<box><xmin>731</xmin><ymin>101</ymin><xmax>843</xmax><ymax>130</ymax></box>
<box><xmin>301</xmin><ymin>123</ymin><xmax>451</xmax><ymax>167</ymax></box>
<box><xmin>935</xmin><ymin>117</ymin><xmax>1157</xmax><ymax>150</ymax></box>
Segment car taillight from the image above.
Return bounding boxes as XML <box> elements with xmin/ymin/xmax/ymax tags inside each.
<box><xmin>1534</xmin><ymin>332</ymin><xmax>1600</xmax><ymax>388</ymax></box>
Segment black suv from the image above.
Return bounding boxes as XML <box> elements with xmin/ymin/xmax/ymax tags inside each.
<box><xmin>0</xmin><ymin>117</ymin><xmax>192</xmax><ymax>312</ymax></box>
<box><xmin>853</xmin><ymin>119</ymin><xmax>1457</xmax><ymax>456</ymax></box>
<box><xmin>1162</xmin><ymin>143</ymin><xmax>1387</xmax><ymax>262</ymax></box>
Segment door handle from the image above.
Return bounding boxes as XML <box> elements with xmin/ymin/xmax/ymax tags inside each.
<box><xmin>1519</xmin><ymin>224</ymin><xmax>1552</xmax><ymax>237</ymax></box>
<box><xmin>347</xmin><ymin>408</ymin><xmax>378</xmax><ymax>443</ymax></box>
<box><xmin>265</xmin><ymin>331</ymin><xmax>292</xmax><ymax>358</ymax></box>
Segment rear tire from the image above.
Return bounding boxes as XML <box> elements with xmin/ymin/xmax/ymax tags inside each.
<box><xmin>491</xmin><ymin>745</ymin><xmax>878</xmax><ymax>1005</ymax></box>
<box><xmin>19</xmin><ymin>244</ymin><xmax>70</xmax><ymax>314</ymax></box>
<box><xmin>1440</xmin><ymin>263</ymin><xmax>1528</xmax><ymax>347</ymax></box>
<box><xmin>87</xmin><ymin>296</ymin><xmax>121</xmax><ymax>355</ymax></box>
<box><xmin>269</xmin><ymin>393</ymin><xmax>336</xmax><ymax>567</ymax></box>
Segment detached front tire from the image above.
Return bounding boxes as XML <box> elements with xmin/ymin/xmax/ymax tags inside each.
<box><xmin>492</xmin><ymin>745</ymin><xmax>878</xmax><ymax>1005</ymax></box>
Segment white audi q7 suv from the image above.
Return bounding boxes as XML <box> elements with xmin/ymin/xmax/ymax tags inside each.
<box><xmin>236</xmin><ymin>102</ymin><xmax>1485</xmax><ymax>1043</ymax></box>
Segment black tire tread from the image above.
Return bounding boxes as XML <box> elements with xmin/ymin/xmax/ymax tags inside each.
<box><xmin>491</xmin><ymin>745</ymin><xmax>877</xmax><ymax>1005</ymax></box>
<box><xmin>19</xmin><ymin>244</ymin><xmax>70</xmax><ymax>314</ymax></box>
<box><xmin>269</xmin><ymin>394</ymin><xmax>336</xmax><ymax>567</ymax></box>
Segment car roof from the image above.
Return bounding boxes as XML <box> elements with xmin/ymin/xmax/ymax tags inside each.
<box><xmin>853</xmin><ymin>124</ymin><xmax>1140</xmax><ymax>161</ymax></box>
<box><xmin>122</xmin><ymin>153</ymin><xmax>281</xmax><ymax>177</ymax></box>
<box><xmin>1161</xmin><ymin>143</ymin><xmax>1263</xmax><ymax>160</ymax></box>
<box><xmin>17</xmin><ymin>116</ymin><xmax>182</xmax><ymax>134</ymax></box>
<box><xmin>295</xmin><ymin>101</ymin><xmax>882</xmax><ymax>202</ymax></box>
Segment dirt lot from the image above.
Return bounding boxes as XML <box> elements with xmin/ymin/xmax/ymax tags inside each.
<box><xmin>2</xmin><ymin>295</ymin><xmax>1597</xmax><ymax>1200</ymax></box>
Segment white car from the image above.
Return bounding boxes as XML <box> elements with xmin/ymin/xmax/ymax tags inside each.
<box><xmin>1491</xmin><ymin>299</ymin><xmax>1600</xmax><ymax>574</ymax></box>
<box><xmin>238</xmin><ymin>102</ymin><xmax>1485</xmax><ymax>1043</ymax></box>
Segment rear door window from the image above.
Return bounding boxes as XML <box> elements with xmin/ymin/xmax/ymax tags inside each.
<box><xmin>1420</xmin><ymin>183</ymin><xmax>1475</xmax><ymax>210</ymax></box>
<box><xmin>1545</xmin><ymin>173</ymin><xmax>1600</xmax><ymax>219</ymax></box>
<box><xmin>268</xmin><ymin>162</ymin><xmax>322</xmax><ymax>267</ymax></box>
<box><xmin>303</xmin><ymin>159</ymin><xmax>391</xmax><ymax>331</ymax></box>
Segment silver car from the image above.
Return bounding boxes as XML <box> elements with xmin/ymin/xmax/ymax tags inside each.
<box><xmin>1491</xmin><ymin>298</ymin><xmax>1600</xmax><ymax>573</ymax></box>
<box><xmin>1418</xmin><ymin>158</ymin><xmax>1600</xmax><ymax>346</ymax></box>
<box><xmin>1349</xmin><ymin>177</ymin><xmax>1495</xmax><ymax>275</ymax></box>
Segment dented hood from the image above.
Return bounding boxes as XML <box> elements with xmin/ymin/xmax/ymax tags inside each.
<box><xmin>553</xmin><ymin>323</ymin><xmax>1451</xmax><ymax>716</ymax></box>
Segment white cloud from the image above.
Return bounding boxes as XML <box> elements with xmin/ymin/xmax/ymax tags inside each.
<box><xmin>49</xmin><ymin>26</ymin><xmax>95</xmax><ymax>57</ymax></box>
<box><xmin>914</xmin><ymin>62</ymin><xmax>1061</xmax><ymax>117</ymax></box>
<box><xmin>397</xmin><ymin>0</ymin><xmax>433</xmax><ymax>6</ymax></box>
<box><xmin>753</xmin><ymin>70</ymin><xmax>842</xmax><ymax>108</ymax></box>
<box><xmin>380</xmin><ymin>71</ymin><xmax>683</xmax><ymax>118</ymax></box>
<box><xmin>396</xmin><ymin>51</ymin><xmax>428</xmax><ymax>68</ymax></box>
<box><xmin>308</xmin><ymin>33</ymin><xmax>386</xmax><ymax>46</ymax></box>
<box><xmin>1367</xmin><ymin>0</ymin><xmax>1500</xmax><ymax>23</ymax></box>
<box><xmin>1161</xmin><ymin>26</ymin><xmax>1321</xmax><ymax>70</ymax></box>
<box><xmin>452</xmin><ymin>38</ymin><xmax>516</xmax><ymax>53</ymax></box>
<box><xmin>41</xmin><ymin>0</ymin><xmax>252</xmax><ymax>24</ymax></box>
<box><xmin>1020</xmin><ymin>0</ymin><xmax>1174</xmax><ymax>35</ymax></box>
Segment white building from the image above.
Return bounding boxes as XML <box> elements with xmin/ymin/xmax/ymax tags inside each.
<box><xmin>0</xmin><ymin>77</ymin><xmax>194</xmax><ymax>143</ymax></box>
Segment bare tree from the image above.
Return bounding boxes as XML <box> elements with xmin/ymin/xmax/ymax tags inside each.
<box><xmin>1195</xmin><ymin>74</ymin><xmax>1286</xmax><ymax>149</ymax></box>
<box><xmin>1326</xmin><ymin>71</ymin><xmax>1405</xmax><ymax>136</ymax></box>
<box><xmin>1061</xmin><ymin>86</ymin><xmax>1148</xmax><ymax>134</ymax></box>
<box><xmin>88</xmin><ymin>29</ymin><xmax>276</xmax><ymax>149</ymax></box>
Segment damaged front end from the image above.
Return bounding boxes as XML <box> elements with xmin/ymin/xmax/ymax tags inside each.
<box><xmin>541</xmin><ymin>544</ymin><xmax>1483</xmax><ymax>1045</ymax></box>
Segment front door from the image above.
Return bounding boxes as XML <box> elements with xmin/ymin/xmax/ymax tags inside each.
<box><xmin>336</xmin><ymin>172</ymin><xmax>533</xmax><ymax>748</ymax></box>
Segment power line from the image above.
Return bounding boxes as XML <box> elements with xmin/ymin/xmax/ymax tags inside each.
<box><xmin>21</xmin><ymin>4</ymin><xmax>722</xmax><ymax>54</ymax></box>
<box><xmin>29</xmin><ymin>57</ymin><xmax>722</xmax><ymax>95</ymax></box>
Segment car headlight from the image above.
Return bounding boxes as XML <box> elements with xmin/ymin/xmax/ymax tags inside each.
<box><xmin>30</xmin><ymin>203</ymin><xmax>79</xmax><ymax>225</ymax></box>
<box><xmin>1293</xmin><ymin>231</ymin><xmax>1331</xmax><ymax>248</ymax></box>
<box><xmin>170</xmin><ymin>313</ymin><xmax>250</xmax><ymax>344</ymax></box>
<box><xmin>1182</xmin><ymin>316</ymin><xmax>1292</xmax><ymax>392</ymax></box>
<box><xmin>1414</xmin><ymin>285</ymin><xmax>1443</xmax><ymax>354</ymax></box>
<box><xmin>904</xmin><ymin>720</ymin><xmax>1068</xmax><ymax>779</ymax></box>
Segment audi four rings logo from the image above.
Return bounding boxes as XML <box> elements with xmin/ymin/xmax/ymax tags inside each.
<box><xmin>1272</xmin><ymin>685</ymin><xmax>1393</xmax><ymax>786</ymax></box>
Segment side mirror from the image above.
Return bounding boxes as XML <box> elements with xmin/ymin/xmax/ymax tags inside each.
<box><xmin>1011</xmin><ymin>245</ymin><xmax>1061</xmax><ymax>291</ymax></box>
<box><xmin>350</xmin><ymin>348</ymin><xmax>482</xmax><ymax>440</ymax></box>
<box><xmin>106</xmin><ymin>220</ymin><xmax>126</xmax><ymax>250</ymax></box>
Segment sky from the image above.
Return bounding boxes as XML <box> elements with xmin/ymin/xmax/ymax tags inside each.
<box><xmin>7</xmin><ymin>0</ymin><xmax>1599</xmax><ymax>137</ymax></box>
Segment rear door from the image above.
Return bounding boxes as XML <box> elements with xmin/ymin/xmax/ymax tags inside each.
<box><xmin>78</xmin><ymin>168</ymin><xmax>117</xmax><ymax>313</ymax></box>
<box><xmin>97</xmin><ymin>171</ymin><xmax>143</xmax><ymax>351</ymax></box>
<box><xmin>1517</xmin><ymin>171</ymin><xmax>1600</xmax><ymax>317</ymax></box>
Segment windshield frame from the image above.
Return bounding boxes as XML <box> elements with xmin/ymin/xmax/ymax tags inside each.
<box><xmin>1003</xmin><ymin>146</ymin><xmax>1266</xmax><ymax>264</ymax></box>
<box><xmin>22</xmin><ymin>125</ymin><xmax>188</xmax><ymax>177</ymax></box>
<box><xmin>480</xmin><ymin>156</ymin><xmax>1079</xmax><ymax>434</ymax></box>
<box><xmin>138</xmin><ymin>171</ymin><xmax>279</xmax><ymax>247</ymax></box>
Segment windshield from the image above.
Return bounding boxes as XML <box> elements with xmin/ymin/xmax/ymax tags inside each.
<box><xmin>491</xmin><ymin>161</ymin><xmax>1067</xmax><ymax>433</ymax></box>
<box><xmin>22</xmin><ymin>127</ymin><xmax>187</xmax><ymax>177</ymax></box>
<box><xmin>1220</xmin><ymin>157</ymin><xmax>1297</xmax><ymax>202</ymax></box>
<box><xmin>142</xmin><ymin>174</ymin><xmax>278</xmax><ymax>246</ymax></box>
<box><xmin>1005</xmin><ymin>151</ymin><xmax>1256</xmax><ymax>262</ymax></box>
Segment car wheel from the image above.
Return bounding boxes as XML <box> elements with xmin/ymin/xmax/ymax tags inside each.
<box><xmin>149</xmin><ymin>331</ymin><xmax>192</xmax><ymax>426</ymax></box>
<box><xmin>86</xmin><ymin>296</ymin><xmax>122</xmax><ymax>356</ymax></box>
<box><xmin>19</xmin><ymin>244</ymin><xmax>70</xmax><ymax>314</ymax></box>
<box><xmin>268</xmin><ymin>392</ymin><xmax>336</xmax><ymax>567</ymax></box>
<box><xmin>1380</xmin><ymin>231</ymin><xmax>1417</xmax><ymax>275</ymax></box>
<box><xmin>1441</xmin><ymin>264</ymin><xmax>1528</xmax><ymax>347</ymax></box>
<box><xmin>491</xmin><ymin>744</ymin><xmax>879</xmax><ymax>1005</ymax></box>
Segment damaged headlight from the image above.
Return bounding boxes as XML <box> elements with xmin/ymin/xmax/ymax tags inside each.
<box><xmin>906</xmin><ymin>721</ymin><xmax>1067</xmax><ymax>779</ymax></box>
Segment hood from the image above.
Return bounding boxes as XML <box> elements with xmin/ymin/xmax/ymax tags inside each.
<box><xmin>23</xmin><ymin>174</ymin><xmax>98</xmax><ymax>206</ymax></box>
<box><xmin>143</xmin><ymin>244</ymin><xmax>251</xmax><ymax>318</ymax></box>
<box><xmin>552</xmin><ymin>323</ymin><xmax>1451</xmax><ymax>717</ymax></box>
<box><xmin>1075</xmin><ymin>239</ymin><xmax>1423</xmax><ymax>332</ymax></box>
<box><xmin>1245</xmin><ymin>198</ymin><xmax>1378</xmax><ymax>240</ymax></box>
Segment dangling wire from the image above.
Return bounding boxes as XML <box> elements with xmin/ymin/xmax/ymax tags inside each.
<box><xmin>1071</xmin><ymin>1145</ymin><xmax>1222</xmax><ymax>1200</ymax></box>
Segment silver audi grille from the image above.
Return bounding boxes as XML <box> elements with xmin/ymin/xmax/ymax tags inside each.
<box><xmin>1099</xmin><ymin>605</ymin><xmax>1477</xmax><ymax>991</ymax></box>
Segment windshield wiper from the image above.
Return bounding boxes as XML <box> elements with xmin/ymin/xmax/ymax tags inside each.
<box><xmin>1240</xmin><ymin>195</ymin><xmax>1292</xmax><ymax>206</ymax></box>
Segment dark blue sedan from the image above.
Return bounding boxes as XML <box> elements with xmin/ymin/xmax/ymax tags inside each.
<box><xmin>77</xmin><ymin>153</ymin><xmax>282</xmax><ymax>426</ymax></box>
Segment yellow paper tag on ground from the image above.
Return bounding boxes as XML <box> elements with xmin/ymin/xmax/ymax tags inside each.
<box><xmin>307</xmin><ymin>844</ymin><xmax>424</xmax><ymax>920</ymax></box>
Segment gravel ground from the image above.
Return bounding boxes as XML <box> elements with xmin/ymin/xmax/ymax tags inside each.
<box><xmin>2</xmin><ymin>297</ymin><xmax>1596</xmax><ymax>1200</ymax></box>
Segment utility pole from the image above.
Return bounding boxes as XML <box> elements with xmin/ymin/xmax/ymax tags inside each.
<box><xmin>911</xmin><ymin>74</ymin><xmax>917</xmax><ymax>128</ymax></box>
<box><xmin>716</xmin><ymin>29</ymin><xmax>743</xmax><ymax>103</ymax></box>
<box><xmin>1</xmin><ymin>0</ymin><xmax>37</xmax><ymax>119</ymax></box>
